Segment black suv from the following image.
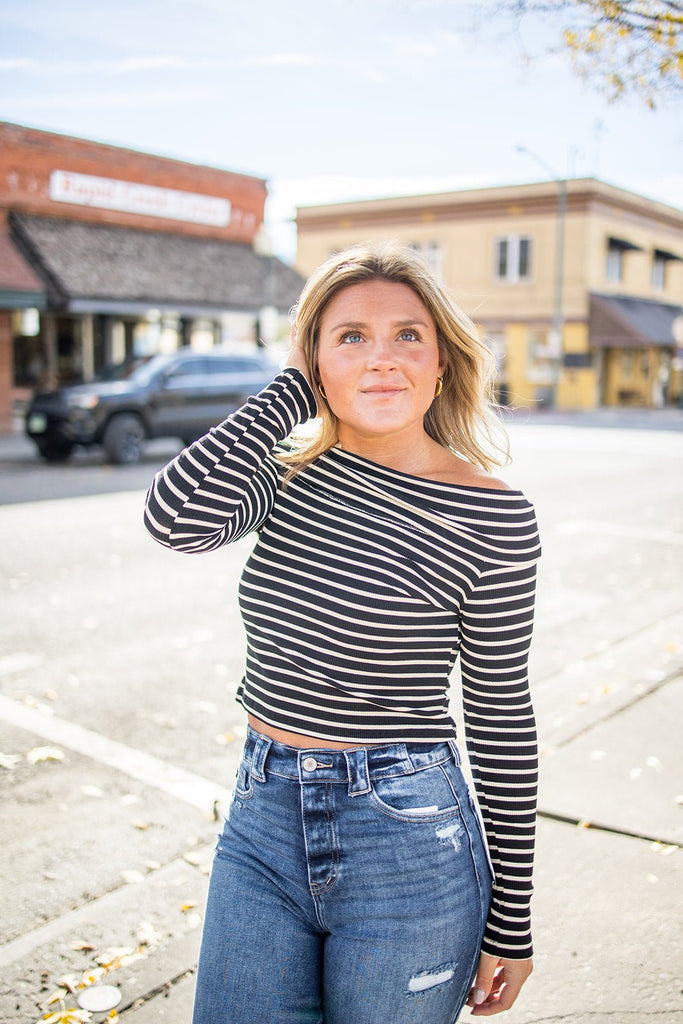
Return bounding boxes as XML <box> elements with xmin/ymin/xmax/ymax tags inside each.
<box><xmin>25</xmin><ymin>348</ymin><xmax>280</xmax><ymax>465</ymax></box>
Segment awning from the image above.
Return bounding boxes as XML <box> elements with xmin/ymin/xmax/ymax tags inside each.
<box><xmin>589</xmin><ymin>293</ymin><xmax>683</xmax><ymax>349</ymax></box>
<box><xmin>0</xmin><ymin>222</ymin><xmax>46</xmax><ymax>310</ymax></box>
<box><xmin>607</xmin><ymin>236</ymin><xmax>643</xmax><ymax>252</ymax></box>
<box><xmin>654</xmin><ymin>247</ymin><xmax>683</xmax><ymax>263</ymax></box>
<box><xmin>9</xmin><ymin>213</ymin><xmax>304</xmax><ymax>317</ymax></box>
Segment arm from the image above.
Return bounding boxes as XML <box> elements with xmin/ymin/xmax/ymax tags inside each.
<box><xmin>458</xmin><ymin>560</ymin><xmax>539</xmax><ymax>960</ymax></box>
<box><xmin>143</xmin><ymin>368</ymin><xmax>317</xmax><ymax>553</ymax></box>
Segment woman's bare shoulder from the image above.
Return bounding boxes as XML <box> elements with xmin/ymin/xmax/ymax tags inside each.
<box><xmin>426</xmin><ymin>451</ymin><xmax>513</xmax><ymax>491</ymax></box>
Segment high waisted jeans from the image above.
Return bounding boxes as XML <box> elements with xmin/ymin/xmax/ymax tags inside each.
<box><xmin>192</xmin><ymin>727</ymin><xmax>493</xmax><ymax>1024</ymax></box>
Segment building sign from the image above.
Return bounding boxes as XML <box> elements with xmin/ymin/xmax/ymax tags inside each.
<box><xmin>49</xmin><ymin>170</ymin><xmax>231</xmax><ymax>226</ymax></box>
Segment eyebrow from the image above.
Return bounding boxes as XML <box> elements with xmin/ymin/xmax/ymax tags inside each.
<box><xmin>327</xmin><ymin>319</ymin><xmax>431</xmax><ymax>333</ymax></box>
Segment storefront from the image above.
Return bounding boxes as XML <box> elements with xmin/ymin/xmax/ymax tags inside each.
<box><xmin>0</xmin><ymin>121</ymin><xmax>304</xmax><ymax>429</ymax></box>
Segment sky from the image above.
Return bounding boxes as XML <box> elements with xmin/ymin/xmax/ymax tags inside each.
<box><xmin>1</xmin><ymin>0</ymin><xmax>682</xmax><ymax>261</ymax></box>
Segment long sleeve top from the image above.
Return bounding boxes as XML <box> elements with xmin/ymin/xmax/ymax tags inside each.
<box><xmin>144</xmin><ymin>367</ymin><xmax>541</xmax><ymax>959</ymax></box>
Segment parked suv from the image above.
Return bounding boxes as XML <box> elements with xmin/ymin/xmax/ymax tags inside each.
<box><xmin>25</xmin><ymin>348</ymin><xmax>280</xmax><ymax>465</ymax></box>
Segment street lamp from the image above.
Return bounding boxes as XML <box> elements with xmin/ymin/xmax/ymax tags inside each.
<box><xmin>515</xmin><ymin>146</ymin><xmax>567</xmax><ymax>407</ymax></box>
<box><xmin>253</xmin><ymin>225</ymin><xmax>278</xmax><ymax>349</ymax></box>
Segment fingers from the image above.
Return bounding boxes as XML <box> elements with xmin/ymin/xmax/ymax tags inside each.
<box><xmin>468</xmin><ymin>954</ymin><xmax>533</xmax><ymax>1016</ymax></box>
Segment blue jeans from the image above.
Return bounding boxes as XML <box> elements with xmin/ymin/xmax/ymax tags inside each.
<box><xmin>193</xmin><ymin>727</ymin><xmax>493</xmax><ymax>1024</ymax></box>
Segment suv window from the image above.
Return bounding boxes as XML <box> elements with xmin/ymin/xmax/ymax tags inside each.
<box><xmin>165</xmin><ymin>358</ymin><xmax>208</xmax><ymax>380</ymax></box>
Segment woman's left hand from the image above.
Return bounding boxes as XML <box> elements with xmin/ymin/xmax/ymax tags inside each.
<box><xmin>467</xmin><ymin>951</ymin><xmax>533</xmax><ymax>1015</ymax></box>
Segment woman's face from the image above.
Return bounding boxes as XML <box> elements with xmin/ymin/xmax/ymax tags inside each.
<box><xmin>316</xmin><ymin>279</ymin><xmax>445</xmax><ymax>450</ymax></box>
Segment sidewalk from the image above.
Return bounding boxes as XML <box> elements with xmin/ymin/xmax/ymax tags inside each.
<box><xmin>116</xmin><ymin>678</ymin><xmax>682</xmax><ymax>1024</ymax></box>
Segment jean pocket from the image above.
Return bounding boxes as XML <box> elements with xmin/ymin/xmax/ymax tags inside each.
<box><xmin>368</xmin><ymin>763</ymin><xmax>462</xmax><ymax>822</ymax></box>
<box><xmin>233</xmin><ymin>760</ymin><xmax>255</xmax><ymax>801</ymax></box>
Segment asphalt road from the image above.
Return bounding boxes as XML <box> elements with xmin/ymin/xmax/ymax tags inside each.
<box><xmin>1</xmin><ymin>420</ymin><xmax>682</xmax><ymax>1022</ymax></box>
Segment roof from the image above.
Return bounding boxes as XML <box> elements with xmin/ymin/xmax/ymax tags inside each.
<box><xmin>9</xmin><ymin>213</ymin><xmax>304</xmax><ymax>316</ymax></box>
<box><xmin>0</xmin><ymin>220</ymin><xmax>46</xmax><ymax>309</ymax></box>
<box><xmin>295</xmin><ymin>178</ymin><xmax>683</xmax><ymax>232</ymax></box>
<box><xmin>589</xmin><ymin>293</ymin><xmax>683</xmax><ymax>349</ymax></box>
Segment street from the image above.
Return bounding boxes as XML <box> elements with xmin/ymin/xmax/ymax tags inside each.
<box><xmin>1</xmin><ymin>419</ymin><xmax>682</xmax><ymax>1023</ymax></box>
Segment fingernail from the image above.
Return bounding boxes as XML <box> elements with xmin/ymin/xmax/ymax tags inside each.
<box><xmin>472</xmin><ymin>988</ymin><xmax>486</xmax><ymax>1005</ymax></box>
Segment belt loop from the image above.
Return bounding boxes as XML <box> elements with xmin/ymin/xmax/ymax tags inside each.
<box><xmin>447</xmin><ymin>739</ymin><xmax>461</xmax><ymax>767</ymax></box>
<box><xmin>344</xmin><ymin>748</ymin><xmax>371</xmax><ymax>796</ymax></box>
<box><xmin>250</xmin><ymin>732</ymin><xmax>272</xmax><ymax>782</ymax></box>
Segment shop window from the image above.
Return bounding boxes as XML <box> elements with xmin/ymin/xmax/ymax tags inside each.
<box><xmin>495</xmin><ymin>235</ymin><xmax>532</xmax><ymax>283</ymax></box>
<box><xmin>527</xmin><ymin>328</ymin><xmax>553</xmax><ymax>383</ymax></box>
<box><xmin>620</xmin><ymin>351</ymin><xmax>635</xmax><ymax>379</ymax></box>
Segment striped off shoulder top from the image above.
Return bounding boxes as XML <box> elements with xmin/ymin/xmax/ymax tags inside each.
<box><xmin>144</xmin><ymin>367</ymin><xmax>542</xmax><ymax>959</ymax></box>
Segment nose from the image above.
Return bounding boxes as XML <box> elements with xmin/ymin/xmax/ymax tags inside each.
<box><xmin>366</xmin><ymin>336</ymin><xmax>397</xmax><ymax>370</ymax></box>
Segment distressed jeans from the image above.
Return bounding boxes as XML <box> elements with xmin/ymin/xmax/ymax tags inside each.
<box><xmin>192</xmin><ymin>726</ymin><xmax>493</xmax><ymax>1024</ymax></box>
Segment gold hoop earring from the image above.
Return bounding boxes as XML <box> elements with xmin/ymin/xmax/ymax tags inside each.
<box><xmin>317</xmin><ymin>382</ymin><xmax>327</xmax><ymax>400</ymax></box>
<box><xmin>434</xmin><ymin>377</ymin><xmax>443</xmax><ymax>397</ymax></box>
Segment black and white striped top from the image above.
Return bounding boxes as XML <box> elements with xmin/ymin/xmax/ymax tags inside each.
<box><xmin>144</xmin><ymin>368</ymin><xmax>541</xmax><ymax>959</ymax></box>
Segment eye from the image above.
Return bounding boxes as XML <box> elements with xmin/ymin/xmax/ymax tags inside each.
<box><xmin>340</xmin><ymin>331</ymin><xmax>363</xmax><ymax>344</ymax></box>
<box><xmin>398</xmin><ymin>328</ymin><xmax>420</xmax><ymax>342</ymax></box>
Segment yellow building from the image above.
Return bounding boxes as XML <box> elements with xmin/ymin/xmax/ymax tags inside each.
<box><xmin>295</xmin><ymin>179</ymin><xmax>683</xmax><ymax>409</ymax></box>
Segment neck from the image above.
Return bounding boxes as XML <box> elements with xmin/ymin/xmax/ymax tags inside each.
<box><xmin>336</xmin><ymin>428</ymin><xmax>438</xmax><ymax>475</ymax></box>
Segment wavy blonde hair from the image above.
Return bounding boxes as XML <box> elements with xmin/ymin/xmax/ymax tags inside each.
<box><xmin>280</xmin><ymin>241</ymin><xmax>509</xmax><ymax>478</ymax></box>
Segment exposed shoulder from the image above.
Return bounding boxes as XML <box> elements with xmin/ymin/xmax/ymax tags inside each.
<box><xmin>426</xmin><ymin>451</ymin><xmax>513</xmax><ymax>491</ymax></box>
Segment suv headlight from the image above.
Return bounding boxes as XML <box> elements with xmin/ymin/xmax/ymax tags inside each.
<box><xmin>67</xmin><ymin>394</ymin><xmax>100</xmax><ymax>410</ymax></box>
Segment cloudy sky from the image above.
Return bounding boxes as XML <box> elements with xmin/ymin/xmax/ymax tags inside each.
<box><xmin>1</xmin><ymin>0</ymin><xmax>681</xmax><ymax>259</ymax></box>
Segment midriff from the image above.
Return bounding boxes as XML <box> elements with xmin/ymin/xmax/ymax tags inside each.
<box><xmin>247</xmin><ymin>714</ymin><xmax>376</xmax><ymax>750</ymax></box>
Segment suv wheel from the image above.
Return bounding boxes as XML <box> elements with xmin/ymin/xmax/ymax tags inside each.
<box><xmin>37</xmin><ymin>440</ymin><xmax>74</xmax><ymax>462</ymax></box>
<box><xmin>103</xmin><ymin>414</ymin><xmax>145</xmax><ymax>465</ymax></box>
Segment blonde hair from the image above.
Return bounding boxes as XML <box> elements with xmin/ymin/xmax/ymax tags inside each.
<box><xmin>280</xmin><ymin>242</ymin><xmax>509</xmax><ymax>478</ymax></box>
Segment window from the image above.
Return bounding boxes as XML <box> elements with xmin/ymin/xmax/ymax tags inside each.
<box><xmin>409</xmin><ymin>241</ymin><xmax>444</xmax><ymax>282</ymax></box>
<box><xmin>652</xmin><ymin>254</ymin><xmax>666</xmax><ymax>290</ymax></box>
<box><xmin>606</xmin><ymin>236</ymin><xmax>642</xmax><ymax>284</ymax></box>
<box><xmin>606</xmin><ymin>245</ymin><xmax>623</xmax><ymax>283</ymax></box>
<box><xmin>495</xmin><ymin>235</ymin><xmax>532</xmax><ymax>282</ymax></box>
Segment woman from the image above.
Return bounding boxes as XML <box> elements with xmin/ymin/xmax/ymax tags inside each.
<box><xmin>144</xmin><ymin>243</ymin><xmax>541</xmax><ymax>1023</ymax></box>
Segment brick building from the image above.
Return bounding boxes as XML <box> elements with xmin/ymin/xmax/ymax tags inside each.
<box><xmin>0</xmin><ymin>121</ymin><xmax>304</xmax><ymax>430</ymax></box>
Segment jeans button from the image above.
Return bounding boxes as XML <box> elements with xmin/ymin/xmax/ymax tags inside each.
<box><xmin>302</xmin><ymin>757</ymin><xmax>317</xmax><ymax>772</ymax></box>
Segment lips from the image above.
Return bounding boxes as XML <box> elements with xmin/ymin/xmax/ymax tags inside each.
<box><xmin>361</xmin><ymin>386</ymin><xmax>405</xmax><ymax>394</ymax></box>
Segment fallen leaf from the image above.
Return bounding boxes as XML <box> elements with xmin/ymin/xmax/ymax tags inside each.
<box><xmin>45</xmin><ymin>989</ymin><xmax>70</xmax><ymax>1006</ymax></box>
<box><xmin>215</xmin><ymin>732</ymin><xmax>235</xmax><ymax>746</ymax></box>
<box><xmin>121</xmin><ymin>870</ymin><xmax>145</xmax><ymax>885</ymax></box>
<box><xmin>136</xmin><ymin>921</ymin><xmax>161</xmax><ymax>946</ymax></box>
<box><xmin>39</xmin><ymin>1009</ymin><xmax>92</xmax><ymax>1024</ymax></box>
<box><xmin>120</xmin><ymin>793</ymin><xmax>140</xmax><ymax>806</ymax></box>
<box><xmin>78</xmin><ymin>967</ymin><xmax>105</xmax><ymax>988</ymax></box>
<box><xmin>180</xmin><ymin>901</ymin><xmax>199</xmax><ymax>912</ymax></box>
<box><xmin>650</xmin><ymin>842</ymin><xmax>678</xmax><ymax>857</ymax></box>
<box><xmin>70</xmin><ymin>941</ymin><xmax>95</xmax><ymax>952</ymax></box>
<box><xmin>577</xmin><ymin>819</ymin><xmax>591</xmax><ymax>829</ymax></box>
<box><xmin>131</xmin><ymin>820</ymin><xmax>150</xmax><ymax>831</ymax></box>
<box><xmin>56</xmin><ymin>976</ymin><xmax>79</xmax><ymax>994</ymax></box>
<box><xmin>0</xmin><ymin>752</ymin><xmax>22</xmax><ymax>770</ymax></box>
<box><xmin>27</xmin><ymin>747</ymin><xmax>65</xmax><ymax>765</ymax></box>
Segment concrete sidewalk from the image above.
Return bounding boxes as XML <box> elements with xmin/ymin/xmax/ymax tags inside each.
<box><xmin>120</xmin><ymin>680</ymin><xmax>683</xmax><ymax>1024</ymax></box>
